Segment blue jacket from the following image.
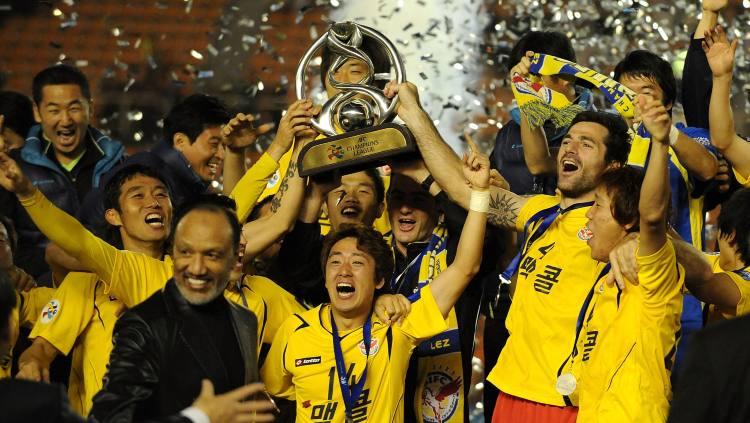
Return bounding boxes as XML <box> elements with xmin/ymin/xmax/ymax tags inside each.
<box><xmin>7</xmin><ymin>125</ymin><xmax>124</xmax><ymax>278</ymax></box>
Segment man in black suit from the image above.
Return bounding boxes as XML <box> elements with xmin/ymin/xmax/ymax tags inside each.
<box><xmin>89</xmin><ymin>194</ymin><xmax>276</xmax><ymax>422</ymax></box>
<box><xmin>668</xmin><ymin>313</ymin><xmax>750</xmax><ymax>423</ymax></box>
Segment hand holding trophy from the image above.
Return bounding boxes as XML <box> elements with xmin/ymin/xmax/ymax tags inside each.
<box><xmin>295</xmin><ymin>22</ymin><xmax>416</xmax><ymax>177</ymax></box>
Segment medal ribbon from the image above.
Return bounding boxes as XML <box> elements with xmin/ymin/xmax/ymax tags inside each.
<box><xmin>331</xmin><ymin>310</ymin><xmax>372</xmax><ymax>420</ymax></box>
<box><xmin>390</xmin><ymin>232</ymin><xmax>442</xmax><ymax>295</ymax></box>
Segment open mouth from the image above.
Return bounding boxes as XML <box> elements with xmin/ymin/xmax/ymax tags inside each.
<box><xmin>340</xmin><ymin>205</ymin><xmax>361</xmax><ymax>218</ymax></box>
<box><xmin>398</xmin><ymin>217</ymin><xmax>416</xmax><ymax>232</ymax></box>
<box><xmin>561</xmin><ymin>158</ymin><xmax>580</xmax><ymax>174</ymax></box>
<box><xmin>145</xmin><ymin>213</ymin><xmax>165</xmax><ymax>228</ymax></box>
<box><xmin>207</xmin><ymin>162</ymin><xmax>220</xmax><ymax>176</ymax></box>
<box><xmin>57</xmin><ymin>128</ymin><xmax>77</xmax><ymax>145</ymax></box>
<box><xmin>336</xmin><ymin>282</ymin><xmax>355</xmax><ymax>299</ymax></box>
<box><xmin>186</xmin><ymin>276</ymin><xmax>210</xmax><ymax>290</ymax></box>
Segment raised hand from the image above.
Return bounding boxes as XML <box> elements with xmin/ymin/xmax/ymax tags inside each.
<box><xmin>383</xmin><ymin>80</ymin><xmax>423</xmax><ymax>119</ymax></box>
<box><xmin>702</xmin><ymin>0</ymin><xmax>728</xmax><ymax>12</ymax></box>
<box><xmin>509</xmin><ymin>50</ymin><xmax>535</xmax><ymax>79</ymax></box>
<box><xmin>638</xmin><ymin>96</ymin><xmax>671</xmax><ymax>145</ymax></box>
<box><xmin>0</xmin><ymin>152</ymin><xmax>34</xmax><ymax>196</ymax></box>
<box><xmin>374</xmin><ymin>294</ymin><xmax>412</xmax><ymax>326</ymax></box>
<box><xmin>462</xmin><ymin>137</ymin><xmax>490</xmax><ymax>191</ymax></box>
<box><xmin>702</xmin><ymin>25</ymin><xmax>738</xmax><ymax>79</ymax></box>
<box><xmin>221</xmin><ymin>112</ymin><xmax>275</xmax><ymax>151</ymax></box>
<box><xmin>276</xmin><ymin>100</ymin><xmax>319</xmax><ymax>148</ymax></box>
<box><xmin>192</xmin><ymin>380</ymin><xmax>277</xmax><ymax>423</ymax></box>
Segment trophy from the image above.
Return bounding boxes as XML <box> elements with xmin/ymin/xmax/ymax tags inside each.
<box><xmin>295</xmin><ymin>22</ymin><xmax>416</xmax><ymax>177</ymax></box>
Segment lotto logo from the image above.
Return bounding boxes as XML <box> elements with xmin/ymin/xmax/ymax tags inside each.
<box><xmin>295</xmin><ymin>356</ymin><xmax>322</xmax><ymax>367</ymax></box>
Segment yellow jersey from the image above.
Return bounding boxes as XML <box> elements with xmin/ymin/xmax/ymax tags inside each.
<box><xmin>733</xmin><ymin>167</ymin><xmax>750</xmax><ymax>188</ymax></box>
<box><xmin>262</xmin><ymin>285</ymin><xmax>449</xmax><ymax>423</ymax></box>
<box><xmin>487</xmin><ymin>195</ymin><xmax>606</xmax><ymax>406</ymax></box>
<box><xmin>575</xmin><ymin>240</ymin><xmax>684</xmax><ymax>422</ymax></box>
<box><xmin>29</xmin><ymin>272</ymin><xmax>120</xmax><ymax>414</ymax></box>
<box><xmin>703</xmin><ymin>252</ymin><xmax>750</xmax><ymax>320</ymax></box>
<box><xmin>1</xmin><ymin>288</ymin><xmax>54</xmax><ymax>378</ymax></box>
<box><xmin>230</xmin><ymin>152</ymin><xmax>280</xmax><ymax>222</ymax></box>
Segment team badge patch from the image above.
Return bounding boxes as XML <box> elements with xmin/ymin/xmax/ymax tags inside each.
<box><xmin>578</xmin><ymin>226</ymin><xmax>593</xmax><ymax>241</ymax></box>
<box><xmin>359</xmin><ymin>338</ymin><xmax>379</xmax><ymax>356</ymax></box>
<box><xmin>422</xmin><ymin>370</ymin><xmax>461</xmax><ymax>423</ymax></box>
<box><xmin>40</xmin><ymin>299</ymin><xmax>61</xmax><ymax>324</ymax></box>
<box><xmin>295</xmin><ymin>356</ymin><xmax>322</xmax><ymax>367</ymax></box>
<box><xmin>266</xmin><ymin>170</ymin><xmax>281</xmax><ymax>189</ymax></box>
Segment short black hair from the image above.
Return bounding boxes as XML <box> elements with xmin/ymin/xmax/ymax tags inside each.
<box><xmin>0</xmin><ymin>268</ymin><xmax>16</xmax><ymax>344</ymax></box>
<box><xmin>614</xmin><ymin>50</ymin><xmax>677</xmax><ymax>110</ymax></box>
<box><xmin>0</xmin><ymin>91</ymin><xmax>34</xmax><ymax>139</ymax></box>
<box><xmin>599</xmin><ymin>166</ymin><xmax>645</xmax><ymax>233</ymax></box>
<box><xmin>170</xmin><ymin>193</ymin><xmax>241</xmax><ymax>254</ymax></box>
<box><xmin>163</xmin><ymin>94</ymin><xmax>231</xmax><ymax>146</ymax></box>
<box><xmin>321</xmin><ymin>224</ymin><xmax>393</xmax><ymax>285</ymax></box>
<box><xmin>569</xmin><ymin>111</ymin><xmax>631</xmax><ymax>165</ymax></box>
<box><xmin>363</xmin><ymin>168</ymin><xmax>385</xmax><ymax>205</ymax></box>
<box><xmin>32</xmin><ymin>64</ymin><xmax>91</xmax><ymax>104</ymax></box>
<box><xmin>718</xmin><ymin>188</ymin><xmax>750</xmax><ymax>265</ymax></box>
<box><xmin>320</xmin><ymin>33</ymin><xmax>391</xmax><ymax>90</ymax></box>
<box><xmin>103</xmin><ymin>164</ymin><xmax>171</xmax><ymax>213</ymax></box>
<box><xmin>0</xmin><ymin>215</ymin><xmax>18</xmax><ymax>257</ymax></box>
<box><xmin>509</xmin><ymin>31</ymin><xmax>576</xmax><ymax>70</ymax></box>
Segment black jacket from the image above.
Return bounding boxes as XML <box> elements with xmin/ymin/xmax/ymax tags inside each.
<box><xmin>89</xmin><ymin>280</ymin><xmax>259</xmax><ymax>422</ymax></box>
<box><xmin>668</xmin><ymin>314</ymin><xmax>750</xmax><ymax>423</ymax></box>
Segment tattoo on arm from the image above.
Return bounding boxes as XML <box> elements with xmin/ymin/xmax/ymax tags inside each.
<box><xmin>270</xmin><ymin>162</ymin><xmax>297</xmax><ymax>213</ymax></box>
<box><xmin>487</xmin><ymin>192</ymin><xmax>520</xmax><ymax>229</ymax></box>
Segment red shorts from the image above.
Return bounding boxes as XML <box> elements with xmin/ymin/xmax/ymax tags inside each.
<box><xmin>491</xmin><ymin>392</ymin><xmax>578</xmax><ymax>423</ymax></box>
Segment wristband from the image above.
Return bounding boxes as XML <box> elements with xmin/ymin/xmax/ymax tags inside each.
<box><xmin>469</xmin><ymin>189</ymin><xmax>490</xmax><ymax>213</ymax></box>
<box><xmin>669</xmin><ymin>125</ymin><xmax>679</xmax><ymax>147</ymax></box>
<box><xmin>420</xmin><ymin>174</ymin><xmax>435</xmax><ymax>192</ymax></box>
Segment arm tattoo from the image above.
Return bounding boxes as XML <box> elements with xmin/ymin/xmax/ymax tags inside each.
<box><xmin>487</xmin><ymin>191</ymin><xmax>520</xmax><ymax>229</ymax></box>
<box><xmin>270</xmin><ymin>161</ymin><xmax>297</xmax><ymax>213</ymax></box>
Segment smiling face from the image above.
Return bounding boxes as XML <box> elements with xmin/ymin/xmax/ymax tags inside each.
<box><xmin>325</xmin><ymin>237</ymin><xmax>384</xmax><ymax>319</ymax></box>
<box><xmin>619</xmin><ymin>74</ymin><xmax>669</xmax><ymax>110</ymax></box>
<box><xmin>387</xmin><ymin>175</ymin><xmax>438</xmax><ymax>253</ymax></box>
<box><xmin>172</xmin><ymin>209</ymin><xmax>237</xmax><ymax>305</ymax></box>
<box><xmin>173</xmin><ymin>126</ymin><xmax>225</xmax><ymax>182</ymax></box>
<box><xmin>33</xmin><ymin>84</ymin><xmax>91</xmax><ymax>161</ymax></box>
<box><xmin>105</xmin><ymin>174</ymin><xmax>173</xmax><ymax>247</ymax></box>
<box><xmin>326</xmin><ymin>171</ymin><xmax>384</xmax><ymax>230</ymax></box>
<box><xmin>557</xmin><ymin>121</ymin><xmax>610</xmax><ymax>200</ymax></box>
<box><xmin>585</xmin><ymin>186</ymin><xmax>630</xmax><ymax>262</ymax></box>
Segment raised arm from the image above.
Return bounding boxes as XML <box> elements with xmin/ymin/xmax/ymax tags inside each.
<box><xmin>0</xmin><ymin>152</ymin><xmax>118</xmax><ymax>282</ymax></box>
<box><xmin>704</xmin><ymin>25</ymin><xmax>750</xmax><ymax>180</ymax></box>
<box><xmin>384</xmin><ymin>81</ymin><xmax>528</xmax><ymax>229</ymax></box>
<box><xmin>669</xmin><ymin>130</ymin><xmax>718</xmax><ymax>181</ymax></box>
<box><xmin>221</xmin><ymin>112</ymin><xmax>275</xmax><ymax>195</ymax></box>
<box><xmin>428</xmin><ymin>138</ymin><xmax>488</xmax><ymax>317</ymax></box>
<box><xmin>638</xmin><ymin>96</ymin><xmax>672</xmax><ymax>256</ymax></box>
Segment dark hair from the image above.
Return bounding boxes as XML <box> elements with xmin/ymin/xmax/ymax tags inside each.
<box><xmin>32</xmin><ymin>64</ymin><xmax>91</xmax><ymax>104</ymax></box>
<box><xmin>103</xmin><ymin>164</ymin><xmax>171</xmax><ymax>212</ymax></box>
<box><xmin>0</xmin><ymin>268</ymin><xmax>16</xmax><ymax>344</ymax></box>
<box><xmin>614</xmin><ymin>50</ymin><xmax>677</xmax><ymax>110</ymax></box>
<box><xmin>249</xmin><ymin>195</ymin><xmax>274</xmax><ymax>222</ymax></box>
<box><xmin>0</xmin><ymin>215</ymin><xmax>18</xmax><ymax>256</ymax></box>
<box><xmin>320</xmin><ymin>34</ymin><xmax>391</xmax><ymax>90</ymax></box>
<box><xmin>170</xmin><ymin>194</ymin><xmax>241</xmax><ymax>253</ymax></box>
<box><xmin>569</xmin><ymin>111</ymin><xmax>631</xmax><ymax>165</ymax></box>
<box><xmin>598</xmin><ymin>166</ymin><xmax>645</xmax><ymax>232</ymax></box>
<box><xmin>321</xmin><ymin>224</ymin><xmax>393</xmax><ymax>285</ymax></box>
<box><xmin>718</xmin><ymin>188</ymin><xmax>750</xmax><ymax>265</ymax></box>
<box><xmin>0</xmin><ymin>91</ymin><xmax>34</xmax><ymax>139</ymax></box>
<box><xmin>363</xmin><ymin>168</ymin><xmax>385</xmax><ymax>205</ymax></box>
<box><xmin>509</xmin><ymin>31</ymin><xmax>576</xmax><ymax>70</ymax></box>
<box><xmin>163</xmin><ymin>94</ymin><xmax>231</xmax><ymax>146</ymax></box>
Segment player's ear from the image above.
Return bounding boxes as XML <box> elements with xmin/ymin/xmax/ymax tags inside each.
<box><xmin>104</xmin><ymin>208</ymin><xmax>123</xmax><ymax>227</ymax></box>
<box><xmin>375</xmin><ymin>277</ymin><xmax>385</xmax><ymax>290</ymax></box>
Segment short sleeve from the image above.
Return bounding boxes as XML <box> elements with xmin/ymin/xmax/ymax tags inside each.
<box><xmin>636</xmin><ymin>240</ymin><xmax>681</xmax><ymax>301</ymax></box>
<box><xmin>30</xmin><ymin>273</ymin><xmax>99</xmax><ymax>355</ymax></box>
<box><xmin>230</xmin><ymin>152</ymin><xmax>280</xmax><ymax>223</ymax></box>
<box><xmin>726</xmin><ymin>270</ymin><xmax>750</xmax><ymax>316</ymax></box>
<box><xmin>261</xmin><ymin>315</ymin><xmax>296</xmax><ymax>400</ymax></box>
<box><xmin>397</xmin><ymin>285</ymin><xmax>449</xmax><ymax>342</ymax></box>
<box><xmin>19</xmin><ymin>287</ymin><xmax>55</xmax><ymax>328</ymax></box>
<box><xmin>515</xmin><ymin>194</ymin><xmax>561</xmax><ymax>232</ymax></box>
<box><xmin>733</xmin><ymin>167</ymin><xmax>750</xmax><ymax>188</ymax></box>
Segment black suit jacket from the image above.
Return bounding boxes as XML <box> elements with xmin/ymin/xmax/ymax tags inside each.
<box><xmin>668</xmin><ymin>314</ymin><xmax>750</xmax><ymax>423</ymax></box>
<box><xmin>90</xmin><ymin>280</ymin><xmax>259</xmax><ymax>422</ymax></box>
<box><xmin>0</xmin><ymin>379</ymin><xmax>84</xmax><ymax>423</ymax></box>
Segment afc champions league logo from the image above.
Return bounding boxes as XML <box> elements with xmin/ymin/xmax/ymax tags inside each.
<box><xmin>422</xmin><ymin>370</ymin><xmax>461</xmax><ymax>423</ymax></box>
<box><xmin>327</xmin><ymin>144</ymin><xmax>344</xmax><ymax>160</ymax></box>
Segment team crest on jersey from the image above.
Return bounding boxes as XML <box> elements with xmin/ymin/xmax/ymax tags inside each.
<box><xmin>359</xmin><ymin>338</ymin><xmax>379</xmax><ymax>356</ymax></box>
<box><xmin>40</xmin><ymin>299</ymin><xmax>61</xmax><ymax>324</ymax></box>
<box><xmin>578</xmin><ymin>226</ymin><xmax>593</xmax><ymax>241</ymax></box>
<box><xmin>422</xmin><ymin>370</ymin><xmax>461</xmax><ymax>423</ymax></box>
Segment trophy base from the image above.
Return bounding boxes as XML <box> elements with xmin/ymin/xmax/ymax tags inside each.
<box><xmin>297</xmin><ymin>123</ymin><xmax>416</xmax><ymax>177</ymax></box>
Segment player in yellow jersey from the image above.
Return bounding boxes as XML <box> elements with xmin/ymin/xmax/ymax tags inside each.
<box><xmin>384</xmin><ymin>80</ymin><xmax>632</xmax><ymax>422</ymax></box>
<box><xmin>15</xmin><ymin>163</ymin><xmax>171</xmax><ymax>414</ymax></box>
<box><xmin>572</xmin><ymin>96</ymin><xmax>683</xmax><ymax>422</ymax></box>
<box><xmin>262</xmin><ymin>145</ymin><xmax>489</xmax><ymax>423</ymax></box>
<box><xmin>704</xmin><ymin>24</ymin><xmax>750</xmax><ymax>188</ymax></box>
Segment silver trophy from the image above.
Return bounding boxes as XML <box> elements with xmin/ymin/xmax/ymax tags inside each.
<box><xmin>295</xmin><ymin>22</ymin><xmax>416</xmax><ymax>177</ymax></box>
